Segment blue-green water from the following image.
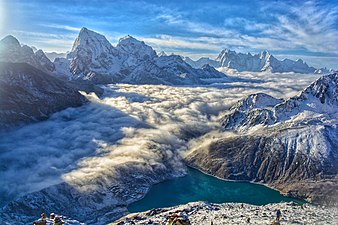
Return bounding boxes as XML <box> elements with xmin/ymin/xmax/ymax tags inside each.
<box><xmin>128</xmin><ymin>168</ymin><xmax>303</xmax><ymax>212</ymax></box>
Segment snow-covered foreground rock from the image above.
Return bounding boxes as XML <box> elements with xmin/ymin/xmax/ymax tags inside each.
<box><xmin>114</xmin><ymin>201</ymin><xmax>338</xmax><ymax>225</ymax></box>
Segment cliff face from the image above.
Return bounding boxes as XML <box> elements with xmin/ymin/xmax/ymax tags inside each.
<box><xmin>185</xmin><ymin>127</ymin><xmax>338</xmax><ymax>204</ymax></box>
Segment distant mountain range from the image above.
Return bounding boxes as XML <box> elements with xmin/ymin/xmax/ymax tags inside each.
<box><xmin>0</xmin><ymin>27</ymin><xmax>332</xmax><ymax>88</ymax></box>
<box><xmin>45</xmin><ymin>52</ymin><xmax>67</xmax><ymax>62</ymax></box>
<box><xmin>183</xmin><ymin>49</ymin><xmax>331</xmax><ymax>74</ymax></box>
<box><xmin>186</xmin><ymin>72</ymin><xmax>338</xmax><ymax>205</ymax></box>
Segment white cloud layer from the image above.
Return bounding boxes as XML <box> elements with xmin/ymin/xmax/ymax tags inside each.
<box><xmin>0</xmin><ymin>72</ymin><xmax>321</xmax><ymax>206</ymax></box>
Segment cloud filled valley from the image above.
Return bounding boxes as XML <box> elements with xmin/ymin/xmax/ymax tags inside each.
<box><xmin>0</xmin><ymin>72</ymin><xmax>321</xmax><ymax>209</ymax></box>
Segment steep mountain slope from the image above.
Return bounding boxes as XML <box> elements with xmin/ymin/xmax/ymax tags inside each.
<box><xmin>0</xmin><ymin>35</ymin><xmax>55</xmax><ymax>74</ymax></box>
<box><xmin>222</xmin><ymin>73</ymin><xmax>338</xmax><ymax>130</ymax></box>
<box><xmin>59</xmin><ymin>28</ymin><xmax>226</xmax><ymax>85</ymax></box>
<box><xmin>0</xmin><ymin>62</ymin><xmax>87</xmax><ymax>129</ymax></box>
<box><xmin>184</xmin><ymin>49</ymin><xmax>330</xmax><ymax>74</ymax></box>
<box><xmin>186</xmin><ymin>73</ymin><xmax>338</xmax><ymax>205</ymax></box>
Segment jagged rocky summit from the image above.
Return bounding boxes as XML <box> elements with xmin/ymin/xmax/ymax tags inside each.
<box><xmin>184</xmin><ymin>49</ymin><xmax>331</xmax><ymax>74</ymax></box>
<box><xmin>62</xmin><ymin>27</ymin><xmax>227</xmax><ymax>85</ymax></box>
<box><xmin>0</xmin><ymin>31</ymin><xmax>227</xmax><ymax>86</ymax></box>
<box><xmin>185</xmin><ymin>72</ymin><xmax>338</xmax><ymax>205</ymax></box>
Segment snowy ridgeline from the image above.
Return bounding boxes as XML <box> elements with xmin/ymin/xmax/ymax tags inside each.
<box><xmin>183</xmin><ymin>49</ymin><xmax>331</xmax><ymax>74</ymax></box>
<box><xmin>114</xmin><ymin>201</ymin><xmax>338</xmax><ymax>225</ymax></box>
<box><xmin>0</xmin><ymin>28</ymin><xmax>227</xmax><ymax>85</ymax></box>
<box><xmin>0</xmin><ymin>27</ymin><xmax>333</xmax><ymax>86</ymax></box>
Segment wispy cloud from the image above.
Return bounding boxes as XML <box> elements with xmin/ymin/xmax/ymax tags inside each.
<box><xmin>40</xmin><ymin>24</ymin><xmax>82</xmax><ymax>32</ymax></box>
<box><xmin>145</xmin><ymin>0</ymin><xmax>338</xmax><ymax>68</ymax></box>
<box><xmin>2</xmin><ymin>0</ymin><xmax>337</xmax><ymax>68</ymax></box>
<box><xmin>11</xmin><ymin>30</ymin><xmax>76</xmax><ymax>52</ymax></box>
<box><xmin>141</xmin><ymin>35</ymin><xmax>221</xmax><ymax>51</ymax></box>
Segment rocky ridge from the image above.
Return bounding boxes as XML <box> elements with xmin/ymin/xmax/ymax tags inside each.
<box><xmin>185</xmin><ymin>73</ymin><xmax>338</xmax><ymax>205</ymax></box>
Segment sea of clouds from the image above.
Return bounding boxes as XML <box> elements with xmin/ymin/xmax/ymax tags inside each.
<box><xmin>0</xmin><ymin>72</ymin><xmax>321</xmax><ymax>206</ymax></box>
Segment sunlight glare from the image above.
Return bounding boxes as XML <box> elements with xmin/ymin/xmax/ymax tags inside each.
<box><xmin>0</xmin><ymin>0</ymin><xmax>4</xmax><ymax>35</ymax></box>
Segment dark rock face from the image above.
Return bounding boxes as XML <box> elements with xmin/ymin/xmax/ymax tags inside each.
<box><xmin>185</xmin><ymin>127</ymin><xmax>338</xmax><ymax>205</ymax></box>
<box><xmin>0</xmin><ymin>62</ymin><xmax>87</xmax><ymax>129</ymax></box>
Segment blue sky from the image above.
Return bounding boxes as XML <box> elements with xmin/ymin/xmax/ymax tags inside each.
<box><xmin>0</xmin><ymin>0</ymin><xmax>337</xmax><ymax>69</ymax></box>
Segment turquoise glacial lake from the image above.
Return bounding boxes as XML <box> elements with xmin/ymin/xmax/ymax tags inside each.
<box><xmin>128</xmin><ymin>168</ymin><xmax>303</xmax><ymax>213</ymax></box>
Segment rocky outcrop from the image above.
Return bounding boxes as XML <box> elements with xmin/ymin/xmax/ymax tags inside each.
<box><xmin>115</xmin><ymin>201</ymin><xmax>338</xmax><ymax>224</ymax></box>
<box><xmin>0</xmin><ymin>62</ymin><xmax>87</xmax><ymax>129</ymax></box>
<box><xmin>186</xmin><ymin>73</ymin><xmax>338</xmax><ymax>205</ymax></box>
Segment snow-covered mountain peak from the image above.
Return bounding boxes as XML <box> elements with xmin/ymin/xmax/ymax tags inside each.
<box><xmin>34</xmin><ymin>49</ymin><xmax>55</xmax><ymax>72</ymax></box>
<box><xmin>116</xmin><ymin>35</ymin><xmax>156</xmax><ymax>59</ymax></box>
<box><xmin>300</xmin><ymin>73</ymin><xmax>338</xmax><ymax>105</ymax></box>
<box><xmin>222</xmin><ymin>73</ymin><xmax>338</xmax><ymax>131</ymax></box>
<box><xmin>118</xmin><ymin>34</ymin><xmax>137</xmax><ymax>43</ymax></box>
<box><xmin>216</xmin><ymin>48</ymin><xmax>237</xmax><ymax>60</ymax></box>
<box><xmin>157</xmin><ymin>51</ymin><xmax>167</xmax><ymax>57</ymax></box>
<box><xmin>232</xmin><ymin>92</ymin><xmax>283</xmax><ymax>111</ymax></box>
<box><xmin>0</xmin><ymin>35</ymin><xmax>21</xmax><ymax>49</ymax></box>
<box><xmin>0</xmin><ymin>36</ymin><xmax>55</xmax><ymax>73</ymax></box>
<box><xmin>259</xmin><ymin>50</ymin><xmax>271</xmax><ymax>59</ymax></box>
<box><xmin>70</xmin><ymin>27</ymin><xmax>113</xmax><ymax>53</ymax></box>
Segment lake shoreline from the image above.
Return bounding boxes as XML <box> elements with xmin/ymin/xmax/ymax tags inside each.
<box><xmin>127</xmin><ymin>165</ymin><xmax>303</xmax><ymax>213</ymax></box>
